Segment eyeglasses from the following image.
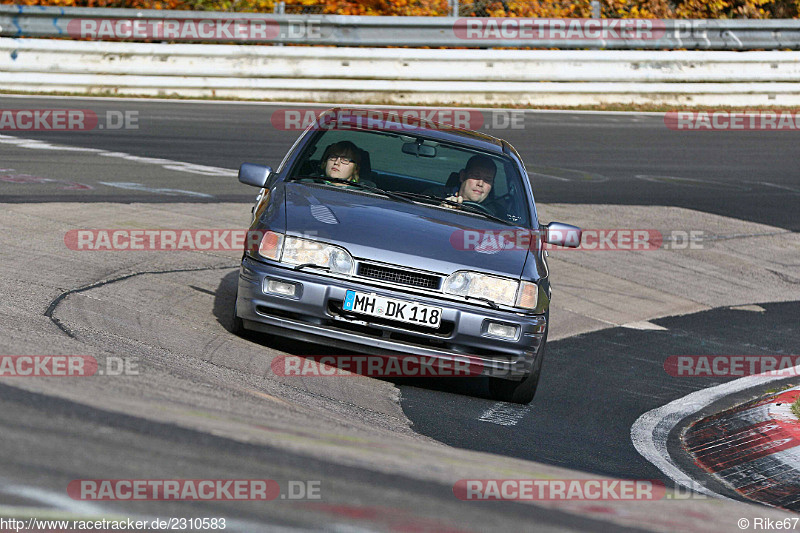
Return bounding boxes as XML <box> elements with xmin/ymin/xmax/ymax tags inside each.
<box><xmin>327</xmin><ymin>155</ymin><xmax>354</xmax><ymax>165</ymax></box>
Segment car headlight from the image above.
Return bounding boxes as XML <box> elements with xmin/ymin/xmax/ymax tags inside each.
<box><xmin>442</xmin><ymin>271</ymin><xmax>516</xmax><ymax>307</ymax></box>
<box><xmin>443</xmin><ymin>272</ymin><xmax>538</xmax><ymax>309</ymax></box>
<box><xmin>281</xmin><ymin>236</ymin><xmax>354</xmax><ymax>275</ymax></box>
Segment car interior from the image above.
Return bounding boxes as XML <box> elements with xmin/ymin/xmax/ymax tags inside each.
<box><xmin>288</xmin><ymin>129</ymin><xmax>530</xmax><ymax>226</ymax></box>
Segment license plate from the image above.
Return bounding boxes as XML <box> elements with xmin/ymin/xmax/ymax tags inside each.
<box><xmin>343</xmin><ymin>290</ymin><xmax>442</xmax><ymax>328</ymax></box>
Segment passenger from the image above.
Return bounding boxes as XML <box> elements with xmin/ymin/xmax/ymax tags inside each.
<box><xmin>320</xmin><ymin>141</ymin><xmax>362</xmax><ymax>185</ymax></box>
<box><xmin>444</xmin><ymin>154</ymin><xmax>496</xmax><ymax>206</ymax></box>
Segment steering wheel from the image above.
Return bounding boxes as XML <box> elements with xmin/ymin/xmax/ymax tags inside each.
<box><xmin>461</xmin><ymin>201</ymin><xmax>493</xmax><ymax>215</ymax></box>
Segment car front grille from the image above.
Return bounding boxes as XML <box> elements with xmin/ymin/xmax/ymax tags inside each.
<box><xmin>356</xmin><ymin>262</ymin><xmax>442</xmax><ymax>290</ymax></box>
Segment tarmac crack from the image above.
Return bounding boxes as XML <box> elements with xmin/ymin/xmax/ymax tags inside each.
<box><xmin>44</xmin><ymin>264</ymin><xmax>238</xmax><ymax>338</ymax></box>
<box><xmin>767</xmin><ymin>268</ymin><xmax>800</xmax><ymax>285</ymax></box>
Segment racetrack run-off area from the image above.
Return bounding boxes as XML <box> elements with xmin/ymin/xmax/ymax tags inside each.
<box><xmin>0</xmin><ymin>97</ymin><xmax>799</xmax><ymax>531</ymax></box>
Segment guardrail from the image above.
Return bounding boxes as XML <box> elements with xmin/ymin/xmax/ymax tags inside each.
<box><xmin>2</xmin><ymin>5</ymin><xmax>800</xmax><ymax>50</ymax></box>
<box><xmin>2</xmin><ymin>38</ymin><xmax>800</xmax><ymax>106</ymax></box>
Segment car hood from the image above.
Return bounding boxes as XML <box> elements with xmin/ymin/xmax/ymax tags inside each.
<box><xmin>284</xmin><ymin>183</ymin><xmax>529</xmax><ymax>278</ymax></box>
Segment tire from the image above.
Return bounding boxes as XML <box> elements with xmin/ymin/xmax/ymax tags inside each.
<box><xmin>489</xmin><ymin>332</ymin><xmax>547</xmax><ymax>404</ymax></box>
<box><xmin>230</xmin><ymin>289</ymin><xmax>246</xmax><ymax>336</ymax></box>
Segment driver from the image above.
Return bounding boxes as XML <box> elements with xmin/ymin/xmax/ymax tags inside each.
<box><xmin>320</xmin><ymin>141</ymin><xmax>362</xmax><ymax>185</ymax></box>
<box><xmin>445</xmin><ymin>155</ymin><xmax>496</xmax><ymax>206</ymax></box>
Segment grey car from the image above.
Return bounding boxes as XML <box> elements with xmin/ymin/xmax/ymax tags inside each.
<box><xmin>232</xmin><ymin>109</ymin><xmax>581</xmax><ymax>403</ymax></box>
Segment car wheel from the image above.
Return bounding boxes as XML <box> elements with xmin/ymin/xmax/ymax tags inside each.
<box><xmin>230</xmin><ymin>289</ymin><xmax>246</xmax><ymax>336</ymax></box>
<box><xmin>489</xmin><ymin>332</ymin><xmax>547</xmax><ymax>404</ymax></box>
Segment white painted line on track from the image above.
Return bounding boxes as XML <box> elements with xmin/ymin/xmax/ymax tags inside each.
<box><xmin>0</xmin><ymin>481</ymin><xmax>295</xmax><ymax>532</ymax></box>
<box><xmin>0</xmin><ymin>134</ymin><xmax>236</xmax><ymax>178</ymax></box>
<box><xmin>759</xmin><ymin>182</ymin><xmax>800</xmax><ymax>194</ymax></box>
<box><xmin>729</xmin><ymin>304</ymin><xmax>766</xmax><ymax>312</ymax></box>
<box><xmin>0</xmin><ymin>135</ymin><xmax>103</xmax><ymax>152</ymax></box>
<box><xmin>479</xmin><ymin>402</ymin><xmax>528</xmax><ymax>426</ymax></box>
<box><xmin>0</xmin><ymin>483</ymin><xmax>105</xmax><ymax>515</ymax></box>
<box><xmin>99</xmin><ymin>181</ymin><xmax>214</xmax><ymax>198</ymax></box>
<box><xmin>621</xmin><ymin>321</ymin><xmax>668</xmax><ymax>331</ymax></box>
<box><xmin>635</xmin><ymin>174</ymin><xmax>751</xmax><ymax>191</ymax></box>
<box><xmin>630</xmin><ymin>364</ymin><xmax>800</xmax><ymax>500</ymax></box>
<box><xmin>529</xmin><ymin>167</ymin><xmax>608</xmax><ymax>183</ymax></box>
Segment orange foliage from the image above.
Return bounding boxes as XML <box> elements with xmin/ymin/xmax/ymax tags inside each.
<box><xmin>2</xmin><ymin>0</ymin><xmax>797</xmax><ymax>17</ymax></box>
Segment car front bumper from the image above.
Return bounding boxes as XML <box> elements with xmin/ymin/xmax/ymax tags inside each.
<box><xmin>236</xmin><ymin>256</ymin><xmax>547</xmax><ymax>379</ymax></box>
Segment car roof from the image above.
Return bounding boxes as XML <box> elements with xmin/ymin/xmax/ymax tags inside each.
<box><xmin>319</xmin><ymin>108</ymin><xmax>508</xmax><ymax>155</ymax></box>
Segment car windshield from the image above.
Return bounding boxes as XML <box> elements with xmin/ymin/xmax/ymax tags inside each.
<box><xmin>288</xmin><ymin>128</ymin><xmax>531</xmax><ymax>227</ymax></box>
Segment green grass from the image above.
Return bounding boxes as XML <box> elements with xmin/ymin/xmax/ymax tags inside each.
<box><xmin>765</xmin><ymin>384</ymin><xmax>796</xmax><ymax>395</ymax></box>
<box><xmin>792</xmin><ymin>395</ymin><xmax>800</xmax><ymax>419</ymax></box>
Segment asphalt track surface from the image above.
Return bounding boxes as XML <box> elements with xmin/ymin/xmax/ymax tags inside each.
<box><xmin>1</xmin><ymin>96</ymin><xmax>799</xmax><ymax>531</ymax></box>
<box><xmin>400</xmin><ymin>302</ymin><xmax>800</xmax><ymax>484</ymax></box>
<box><xmin>0</xmin><ymin>382</ymin><xmax>646</xmax><ymax>533</ymax></box>
<box><xmin>1</xmin><ymin>96</ymin><xmax>798</xmax><ymax>232</ymax></box>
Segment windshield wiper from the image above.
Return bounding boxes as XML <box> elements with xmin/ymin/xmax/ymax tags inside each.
<box><xmin>459</xmin><ymin>206</ymin><xmax>514</xmax><ymax>226</ymax></box>
<box><xmin>390</xmin><ymin>191</ymin><xmax>515</xmax><ymax>226</ymax></box>
<box><xmin>289</xmin><ymin>176</ymin><xmax>414</xmax><ymax>204</ymax></box>
<box><xmin>464</xmin><ymin>295</ymin><xmax>499</xmax><ymax>309</ymax></box>
<box><xmin>389</xmin><ymin>191</ymin><xmax>451</xmax><ymax>205</ymax></box>
<box><xmin>293</xmin><ymin>263</ymin><xmax>330</xmax><ymax>271</ymax></box>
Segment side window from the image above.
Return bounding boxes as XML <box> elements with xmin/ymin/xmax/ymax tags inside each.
<box><xmin>289</xmin><ymin>137</ymin><xmax>326</xmax><ymax>178</ymax></box>
<box><xmin>499</xmin><ymin>161</ymin><xmax>529</xmax><ymax>226</ymax></box>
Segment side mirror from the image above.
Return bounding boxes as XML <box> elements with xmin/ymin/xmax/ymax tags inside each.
<box><xmin>543</xmin><ymin>222</ymin><xmax>582</xmax><ymax>248</ymax></box>
<box><xmin>238</xmin><ymin>163</ymin><xmax>273</xmax><ymax>188</ymax></box>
